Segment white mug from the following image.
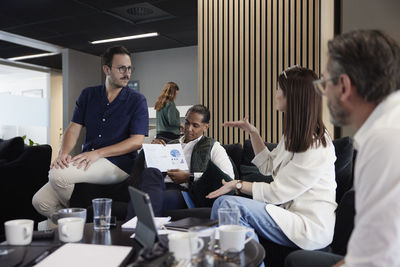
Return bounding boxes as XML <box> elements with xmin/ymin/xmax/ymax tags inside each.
<box><xmin>4</xmin><ymin>219</ymin><xmax>34</xmax><ymax>245</ymax></box>
<box><xmin>58</xmin><ymin>217</ymin><xmax>85</xmax><ymax>242</ymax></box>
<box><xmin>51</xmin><ymin>208</ymin><xmax>87</xmax><ymax>225</ymax></box>
<box><xmin>218</xmin><ymin>225</ymin><xmax>254</xmax><ymax>252</ymax></box>
<box><xmin>168</xmin><ymin>232</ymin><xmax>204</xmax><ymax>260</ymax></box>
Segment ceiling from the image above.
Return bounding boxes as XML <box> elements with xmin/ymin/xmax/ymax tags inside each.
<box><xmin>0</xmin><ymin>0</ymin><xmax>197</xmax><ymax>70</ymax></box>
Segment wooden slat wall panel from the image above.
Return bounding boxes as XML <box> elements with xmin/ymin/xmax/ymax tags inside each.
<box><xmin>198</xmin><ymin>0</ymin><xmax>333</xmax><ymax>144</ymax></box>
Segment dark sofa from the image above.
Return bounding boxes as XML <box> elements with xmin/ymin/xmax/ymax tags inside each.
<box><xmin>70</xmin><ymin>137</ymin><xmax>355</xmax><ymax>266</ymax></box>
<box><xmin>0</xmin><ymin>137</ymin><xmax>52</xmax><ymax>235</ymax></box>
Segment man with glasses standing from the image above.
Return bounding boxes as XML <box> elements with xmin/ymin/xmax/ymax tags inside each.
<box><xmin>33</xmin><ymin>46</ymin><xmax>149</xmax><ymax>220</ymax></box>
<box><xmin>285</xmin><ymin>30</ymin><xmax>400</xmax><ymax>267</ymax></box>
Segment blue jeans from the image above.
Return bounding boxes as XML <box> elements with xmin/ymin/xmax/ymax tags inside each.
<box><xmin>211</xmin><ymin>195</ymin><xmax>297</xmax><ymax>247</ymax></box>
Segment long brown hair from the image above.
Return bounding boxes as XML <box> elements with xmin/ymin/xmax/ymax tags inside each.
<box><xmin>278</xmin><ymin>66</ymin><xmax>327</xmax><ymax>153</ymax></box>
<box><xmin>154</xmin><ymin>82</ymin><xmax>179</xmax><ymax>111</ymax></box>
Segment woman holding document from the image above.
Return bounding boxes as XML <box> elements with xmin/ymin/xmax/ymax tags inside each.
<box><xmin>207</xmin><ymin>66</ymin><xmax>337</xmax><ymax>251</ymax></box>
<box><xmin>154</xmin><ymin>82</ymin><xmax>182</xmax><ymax>142</ymax></box>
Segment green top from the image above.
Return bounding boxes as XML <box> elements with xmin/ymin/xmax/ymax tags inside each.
<box><xmin>156</xmin><ymin>101</ymin><xmax>181</xmax><ymax>135</ymax></box>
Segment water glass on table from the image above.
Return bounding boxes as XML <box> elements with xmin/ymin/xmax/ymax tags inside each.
<box><xmin>217</xmin><ymin>208</ymin><xmax>240</xmax><ymax>226</ymax></box>
<box><xmin>188</xmin><ymin>226</ymin><xmax>216</xmax><ymax>267</ymax></box>
<box><xmin>92</xmin><ymin>198</ymin><xmax>112</xmax><ymax>230</ymax></box>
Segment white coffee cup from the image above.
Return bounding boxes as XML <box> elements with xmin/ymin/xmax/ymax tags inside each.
<box><xmin>218</xmin><ymin>225</ymin><xmax>254</xmax><ymax>252</ymax></box>
<box><xmin>4</xmin><ymin>219</ymin><xmax>34</xmax><ymax>245</ymax></box>
<box><xmin>58</xmin><ymin>217</ymin><xmax>85</xmax><ymax>242</ymax></box>
<box><xmin>168</xmin><ymin>232</ymin><xmax>204</xmax><ymax>260</ymax></box>
<box><xmin>51</xmin><ymin>208</ymin><xmax>87</xmax><ymax>225</ymax></box>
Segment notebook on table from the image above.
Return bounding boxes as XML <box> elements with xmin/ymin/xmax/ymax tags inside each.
<box><xmin>165</xmin><ymin>217</ymin><xmax>218</xmax><ymax>232</ymax></box>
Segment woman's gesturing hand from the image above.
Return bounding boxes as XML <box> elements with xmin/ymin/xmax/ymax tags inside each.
<box><xmin>223</xmin><ymin>117</ymin><xmax>258</xmax><ymax>134</ymax></box>
<box><xmin>206</xmin><ymin>180</ymin><xmax>236</xmax><ymax>199</ymax></box>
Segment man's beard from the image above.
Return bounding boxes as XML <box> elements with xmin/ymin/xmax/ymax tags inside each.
<box><xmin>111</xmin><ymin>76</ymin><xmax>129</xmax><ymax>88</ymax></box>
<box><xmin>328</xmin><ymin>97</ymin><xmax>349</xmax><ymax>127</ymax></box>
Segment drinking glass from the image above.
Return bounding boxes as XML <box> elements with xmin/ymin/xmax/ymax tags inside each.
<box><xmin>92</xmin><ymin>198</ymin><xmax>112</xmax><ymax>230</ymax></box>
<box><xmin>188</xmin><ymin>226</ymin><xmax>216</xmax><ymax>266</ymax></box>
<box><xmin>217</xmin><ymin>208</ymin><xmax>240</xmax><ymax>226</ymax></box>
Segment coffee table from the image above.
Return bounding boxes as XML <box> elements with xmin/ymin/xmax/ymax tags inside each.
<box><xmin>0</xmin><ymin>222</ymin><xmax>265</xmax><ymax>266</ymax></box>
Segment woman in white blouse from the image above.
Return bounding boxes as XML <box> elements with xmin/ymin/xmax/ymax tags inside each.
<box><xmin>207</xmin><ymin>66</ymin><xmax>337</xmax><ymax>250</ymax></box>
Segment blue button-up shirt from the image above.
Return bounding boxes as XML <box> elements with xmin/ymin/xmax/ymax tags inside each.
<box><xmin>71</xmin><ymin>85</ymin><xmax>149</xmax><ymax>174</ymax></box>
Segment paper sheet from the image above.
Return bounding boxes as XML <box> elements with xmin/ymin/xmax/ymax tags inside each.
<box><xmin>130</xmin><ymin>229</ymin><xmax>184</xmax><ymax>238</ymax></box>
<box><xmin>121</xmin><ymin>216</ymin><xmax>171</xmax><ymax>230</ymax></box>
<box><xmin>34</xmin><ymin>243</ymin><xmax>132</xmax><ymax>267</ymax></box>
<box><xmin>142</xmin><ymin>144</ymin><xmax>188</xmax><ymax>172</ymax></box>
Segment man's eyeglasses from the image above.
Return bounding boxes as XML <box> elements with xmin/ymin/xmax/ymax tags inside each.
<box><xmin>109</xmin><ymin>65</ymin><xmax>134</xmax><ymax>74</ymax></box>
<box><xmin>281</xmin><ymin>65</ymin><xmax>299</xmax><ymax>79</ymax></box>
<box><xmin>313</xmin><ymin>76</ymin><xmax>336</xmax><ymax>95</ymax></box>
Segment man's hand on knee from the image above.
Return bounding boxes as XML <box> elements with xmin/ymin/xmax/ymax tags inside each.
<box><xmin>71</xmin><ymin>151</ymin><xmax>101</xmax><ymax>171</ymax></box>
<box><xmin>51</xmin><ymin>153</ymin><xmax>72</xmax><ymax>169</ymax></box>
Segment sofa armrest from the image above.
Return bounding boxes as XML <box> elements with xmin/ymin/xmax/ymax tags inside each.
<box><xmin>0</xmin><ymin>144</ymin><xmax>52</xmax><ymax>235</ymax></box>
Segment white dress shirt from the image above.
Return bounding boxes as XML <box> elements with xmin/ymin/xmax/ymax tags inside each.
<box><xmin>164</xmin><ymin>135</ymin><xmax>235</xmax><ymax>186</ymax></box>
<box><xmin>344</xmin><ymin>91</ymin><xmax>400</xmax><ymax>267</ymax></box>
<box><xmin>251</xmin><ymin>134</ymin><xmax>337</xmax><ymax>250</ymax></box>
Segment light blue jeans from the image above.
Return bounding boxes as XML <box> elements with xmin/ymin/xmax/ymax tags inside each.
<box><xmin>211</xmin><ymin>195</ymin><xmax>297</xmax><ymax>247</ymax></box>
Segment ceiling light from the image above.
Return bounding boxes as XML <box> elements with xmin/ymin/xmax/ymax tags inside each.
<box><xmin>91</xmin><ymin>32</ymin><xmax>158</xmax><ymax>44</ymax></box>
<box><xmin>7</xmin><ymin>52</ymin><xmax>59</xmax><ymax>61</ymax></box>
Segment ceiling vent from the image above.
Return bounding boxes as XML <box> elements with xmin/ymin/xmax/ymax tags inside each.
<box><xmin>126</xmin><ymin>7</ymin><xmax>154</xmax><ymax>17</ymax></box>
<box><xmin>111</xmin><ymin>2</ymin><xmax>175</xmax><ymax>24</ymax></box>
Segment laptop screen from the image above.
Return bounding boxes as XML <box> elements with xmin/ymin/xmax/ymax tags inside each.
<box><xmin>128</xmin><ymin>186</ymin><xmax>159</xmax><ymax>248</ymax></box>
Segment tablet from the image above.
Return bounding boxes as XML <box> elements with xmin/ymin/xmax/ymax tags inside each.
<box><xmin>128</xmin><ymin>186</ymin><xmax>159</xmax><ymax>248</ymax></box>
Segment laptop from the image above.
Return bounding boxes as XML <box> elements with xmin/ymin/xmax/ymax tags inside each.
<box><xmin>128</xmin><ymin>186</ymin><xmax>160</xmax><ymax>248</ymax></box>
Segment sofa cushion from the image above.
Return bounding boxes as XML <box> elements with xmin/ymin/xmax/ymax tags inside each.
<box><xmin>70</xmin><ymin>179</ymin><xmax>130</xmax><ymax>212</ymax></box>
<box><xmin>0</xmin><ymin>137</ymin><xmax>24</xmax><ymax>162</ymax></box>
<box><xmin>240</xmin><ymin>164</ymin><xmax>273</xmax><ymax>183</ymax></box>
<box><xmin>188</xmin><ymin>161</ymin><xmax>234</xmax><ymax>207</ymax></box>
<box><xmin>222</xmin><ymin>143</ymin><xmax>243</xmax><ymax>169</ymax></box>
<box><xmin>242</xmin><ymin>139</ymin><xmax>278</xmax><ymax>166</ymax></box>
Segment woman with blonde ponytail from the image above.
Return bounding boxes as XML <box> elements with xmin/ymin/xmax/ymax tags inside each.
<box><xmin>154</xmin><ymin>82</ymin><xmax>181</xmax><ymax>141</ymax></box>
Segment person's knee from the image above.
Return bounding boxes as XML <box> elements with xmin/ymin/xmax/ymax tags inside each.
<box><xmin>216</xmin><ymin>195</ymin><xmax>239</xmax><ymax>208</ymax></box>
<box><xmin>32</xmin><ymin>192</ymin><xmax>41</xmax><ymax>211</ymax></box>
<box><xmin>141</xmin><ymin>168</ymin><xmax>164</xmax><ymax>186</ymax></box>
<box><xmin>32</xmin><ymin>192</ymin><xmax>52</xmax><ymax>217</ymax></box>
<box><xmin>48</xmin><ymin>168</ymin><xmax>70</xmax><ymax>189</ymax></box>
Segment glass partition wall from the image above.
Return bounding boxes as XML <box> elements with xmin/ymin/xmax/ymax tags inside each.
<box><xmin>0</xmin><ymin>64</ymin><xmax>50</xmax><ymax>145</ymax></box>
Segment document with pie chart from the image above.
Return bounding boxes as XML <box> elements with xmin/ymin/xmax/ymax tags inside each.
<box><xmin>142</xmin><ymin>144</ymin><xmax>189</xmax><ymax>172</ymax></box>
